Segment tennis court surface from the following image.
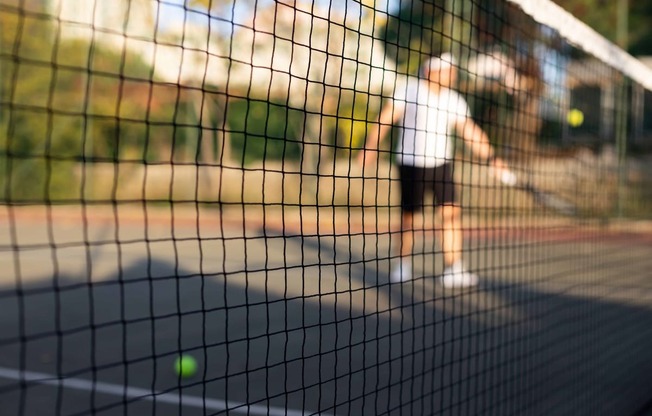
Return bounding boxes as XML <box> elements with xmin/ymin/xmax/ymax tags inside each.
<box><xmin>2</xmin><ymin>0</ymin><xmax>652</xmax><ymax>415</ymax></box>
<box><xmin>1</xmin><ymin>207</ymin><xmax>651</xmax><ymax>415</ymax></box>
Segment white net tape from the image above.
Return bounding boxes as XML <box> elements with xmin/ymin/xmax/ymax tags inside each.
<box><xmin>508</xmin><ymin>0</ymin><xmax>652</xmax><ymax>90</ymax></box>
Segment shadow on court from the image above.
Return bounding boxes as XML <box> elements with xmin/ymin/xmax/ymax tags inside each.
<box><xmin>0</xmin><ymin>233</ymin><xmax>651</xmax><ymax>416</ymax></box>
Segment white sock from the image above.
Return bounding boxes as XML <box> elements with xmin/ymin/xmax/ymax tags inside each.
<box><xmin>391</xmin><ymin>257</ymin><xmax>412</xmax><ymax>282</ymax></box>
<box><xmin>400</xmin><ymin>257</ymin><xmax>411</xmax><ymax>271</ymax></box>
<box><xmin>445</xmin><ymin>260</ymin><xmax>464</xmax><ymax>274</ymax></box>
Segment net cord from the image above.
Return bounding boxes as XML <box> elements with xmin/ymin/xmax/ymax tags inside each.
<box><xmin>507</xmin><ymin>0</ymin><xmax>652</xmax><ymax>91</ymax></box>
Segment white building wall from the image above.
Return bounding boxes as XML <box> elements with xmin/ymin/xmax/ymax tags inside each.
<box><xmin>51</xmin><ymin>0</ymin><xmax>155</xmax><ymax>43</ymax></box>
<box><xmin>45</xmin><ymin>0</ymin><xmax>390</xmax><ymax>93</ymax></box>
<box><xmin>47</xmin><ymin>0</ymin><xmax>217</xmax><ymax>85</ymax></box>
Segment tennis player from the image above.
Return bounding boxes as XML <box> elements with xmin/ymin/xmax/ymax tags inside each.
<box><xmin>358</xmin><ymin>53</ymin><xmax>514</xmax><ymax>287</ymax></box>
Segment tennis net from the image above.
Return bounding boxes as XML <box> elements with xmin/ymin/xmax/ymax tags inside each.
<box><xmin>1</xmin><ymin>0</ymin><xmax>652</xmax><ymax>414</ymax></box>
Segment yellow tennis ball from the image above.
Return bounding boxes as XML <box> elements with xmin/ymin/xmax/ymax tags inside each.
<box><xmin>567</xmin><ymin>109</ymin><xmax>584</xmax><ymax>127</ymax></box>
<box><xmin>174</xmin><ymin>355</ymin><xmax>198</xmax><ymax>378</ymax></box>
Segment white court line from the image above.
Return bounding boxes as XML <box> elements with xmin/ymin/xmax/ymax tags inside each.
<box><xmin>0</xmin><ymin>367</ymin><xmax>318</xmax><ymax>416</ymax></box>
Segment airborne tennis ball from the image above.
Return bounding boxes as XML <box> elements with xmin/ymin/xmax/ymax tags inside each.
<box><xmin>567</xmin><ymin>108</ymin><xmax>584</xmax><ymax>127</ymax></box>
<box><xmin>174</xmin><ymin>355</ymin><xmax>198</xmax><ymax>378</ymax></box>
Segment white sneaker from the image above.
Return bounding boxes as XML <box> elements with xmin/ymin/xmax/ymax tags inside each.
<box><xmin>390</xmin><ymin>258</ymin><xmax>412</xmax><ymax>283</ymax></box>
<box><xmin>441</xmin><ymin>261</ymin><xmax>478</xmax><ymax>288</ymax></box>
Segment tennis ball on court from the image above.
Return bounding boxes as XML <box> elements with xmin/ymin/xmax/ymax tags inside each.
<box><xmin>567</xmin><ymin>108</ymin><xmax>584</xmax><ymax>127</ymax></box>
<box><xmin>174</xmin><ymin>355</ymin><xmax>198</xmax><ymax>378</ymax></box>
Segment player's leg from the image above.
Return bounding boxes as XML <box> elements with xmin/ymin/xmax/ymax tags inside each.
<box><xmin>390</xmin><ymin>165</ymin><xmax>423</xmax><ymax>282</ymax></box>
<box><xmin>440</xmin><ymin>202</ymin><xmax>478</xmax><ymax>287</ymax></box>
<box><xmin>390</xmin><ymin>210</ymin><xmax>415</xmax><ymax>282</ymax></box>
<box><xmin>440</xmin><ymin>203</ymin><xmax>463</xmax><ymax>267</ymax></box>
<box><xmin>434</xmin><ymin>163</ymin><xmax>478</xmax><ymax>288</ymax></box>
<box><xmin>399</xmin><ymin>210</ymin><xmax>414</xmax><ymax>259</ymax></box>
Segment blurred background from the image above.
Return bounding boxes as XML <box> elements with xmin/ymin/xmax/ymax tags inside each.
<box><xmin>1</xmin><ymin>0</ymin><xmax>651</xmax><ymax>217</ymax></box>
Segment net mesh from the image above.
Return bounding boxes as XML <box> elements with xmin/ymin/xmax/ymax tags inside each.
<box><xmin>1</xmin><ymin>0</ymin><xmax>652</xmax><ymax>415</ymax></box>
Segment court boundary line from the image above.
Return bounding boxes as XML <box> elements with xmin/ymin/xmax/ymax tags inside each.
<box><xmin>0</xmin><ymin>367</ymin><xmax>313</xmax><ymax>416</ymax></box>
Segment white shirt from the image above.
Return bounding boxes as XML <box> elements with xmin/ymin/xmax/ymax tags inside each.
<box><xmin>392</xmin><ymin>76</ymin><xmax>471</xmax><ymax>167</ymax></box>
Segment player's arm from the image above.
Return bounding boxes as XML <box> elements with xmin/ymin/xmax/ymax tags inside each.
<box><xmin>357</xmin><ymin>100</ymin><xmax>403</xmax><ymax>167</ymax></box>
<box><xmin>456</xmin><ymin>118</ymin><xmax>515</xmax><ymax>184</ymax></box>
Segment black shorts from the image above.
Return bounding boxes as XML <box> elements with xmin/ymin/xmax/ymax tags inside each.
<box><xmin>398</xmin><ymin>163</ymin><xmax>456</xmax><ymax>213</ymax></box>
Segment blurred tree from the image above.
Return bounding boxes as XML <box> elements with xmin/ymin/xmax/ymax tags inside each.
<box><xmin>551</xmin><ymin>0</ymin><xmax>652</xmax><ymax>55</ymax></box>
<box><xmin>187</xmin><ymin>0</ymin><xmax>392</xmax><ymax>172</ymax></box>
<box><xmin>225</xmin><ymin>99</ymin><xmax>303</xmax><ymax>166</ymax></box>
<box><xmin>0</xmin><ymin>6</ymin><xmax>180</xmax><ymax>201</ymax></box>
<box><xmin>0</xmin><ymin>8</ymin><xmax>65</xmax><ymax>201</ymax></box>
<box><xmin>378</xmin><ymin>0</ymin><xmax>446</xmax><ymax>73</ymax></box>
<box><xmin>187</xmin><ymin>0</ymin><xmax>254</xmax><ymax>24</ymax></box>
<box><xmin>188</xmin><ymin>0</ymin><xmax>228</xmax><ymax>10</ymax></box>
<box><xmin>628</xmin><ymin>1</ymin><xmax>652</xmax><ymax>55</ymax></box>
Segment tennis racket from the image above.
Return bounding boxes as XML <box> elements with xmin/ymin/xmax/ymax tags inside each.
<box><xmin>499</xmin><ymin>170</ymin><xmax>578</xmax><ymax>216</ymax></box>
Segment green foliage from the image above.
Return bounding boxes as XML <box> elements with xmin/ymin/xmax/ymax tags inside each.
<box><xmin>188</xmin><ymin>0</ymin><xmax>212</xmax><ymax>9</ymax></box>
<box><xmin>335</xmin><ymin>92</ymin><xmax>377</xmax><ymax>156</ymax></box>
<box><xmin>379</xmin><ymin>0</ymin><xmax>446</xmax><ymax>71</ymax></box>
<box><xmin>3</xmin><ymin>0</ymin><xmax>651</xmax><ymax>203</ymax></box>
<box><xmin>226</xmin><ymin>99</ymin><xmax>303</xmax><ymax>166</ymax></box>
<box><xmin>0</xmin><ymin>8</ymin><xmax>180</xmax><ymax>202</ymax></box>
<box><xmin>552</xmin><ymin>0</ymin><xmax>652</xmax><ymax>55</ymax></box>
<box><xmin>627</xmin><ymin>1</ymin><xmax>652</xmax><ymax>55</ymax></box>
<box><xmin>188</xmin><ymin>0</ymin><xmax>242</xmax><ymax>11</ymax></box>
